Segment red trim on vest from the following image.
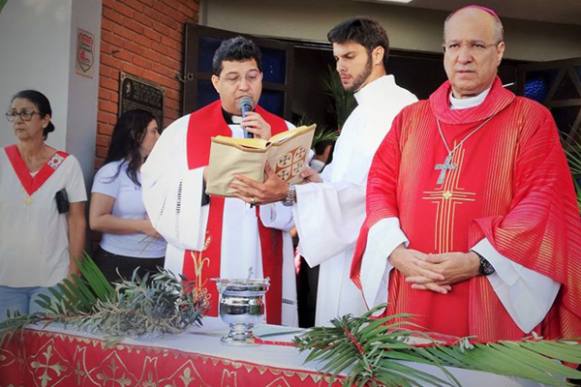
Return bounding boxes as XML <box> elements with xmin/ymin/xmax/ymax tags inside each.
<box><xmin>5</xmin><ymin>145</ymin><xmax>69</xmax><ymax>196</ymax></box>
<box><xmin>183</xmin><ymin>100</ymin><xmax>287</xmax><ymax>323</ymax></box>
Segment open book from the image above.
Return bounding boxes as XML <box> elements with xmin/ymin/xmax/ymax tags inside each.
<box><xmin>206</xmin><ymin>124</ymin><xmax>316</xmax><ymax>197</ymax></box>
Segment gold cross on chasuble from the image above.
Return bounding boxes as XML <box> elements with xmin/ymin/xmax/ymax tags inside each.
<box><xmin>422</xmin><ymin>148</ymin><xmax>475</xmax><ymax>253</ymax></box>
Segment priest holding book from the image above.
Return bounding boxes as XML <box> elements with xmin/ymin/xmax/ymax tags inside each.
<box><xmin>141</xmin><ymin>36</ymin><xmax>298</xmax><ymax>326</ymax></box>
<box><xmin>230</xmin><ymin>18</ymin><xmax>417</xmax><ymax>326</ymax></box>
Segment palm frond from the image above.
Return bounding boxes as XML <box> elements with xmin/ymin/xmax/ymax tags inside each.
<box><xmin>295</xmin><ymin>304</ymin><xmax>581</xmax><ymax>386</ymax></box>
<box><xmin>0</xmin><ymin>254</ymin><xmax>208</xmax><ymax>341</ymax></box>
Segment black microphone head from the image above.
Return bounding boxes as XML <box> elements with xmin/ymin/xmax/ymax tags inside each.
<box><xmin>239</xmin><ymin>96</ymin><xmax>254</xmax><ymax>118</ymax></box>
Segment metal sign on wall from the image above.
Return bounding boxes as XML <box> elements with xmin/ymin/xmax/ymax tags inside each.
<box><xmin>119</xmin><ymin>72</ymin><xmax>164</xmax><ymax>126</ymax></box>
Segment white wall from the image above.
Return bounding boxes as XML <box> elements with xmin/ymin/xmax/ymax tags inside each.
<box><xmin>0</xmin><ymin>0</ymin><xmax>101</xmax><ymax>185</ymax></box>
<box><xmin>0</xmin><ymin>0</ymin><xmax>71</xmax><ymax>150</ymax></box>
<box><xmin>200</xmin><ymin>0</ymin><xmax>581</xmax><ymax>62</ymax></box>
<box><xmin>66</xmin><ymin>0</ymin><xmax>101</xmax><ymax>183</ymax></box>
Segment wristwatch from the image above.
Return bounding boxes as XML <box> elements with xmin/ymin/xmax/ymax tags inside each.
<box><xmin>282</xmin><ymin>184</ymin><xmax>296</xmax><ymax>206</ymax></box>
<box><xmin>474</xmin><ymin>251</ymin><xmax>495</xmax><ymax>276</ymax></box>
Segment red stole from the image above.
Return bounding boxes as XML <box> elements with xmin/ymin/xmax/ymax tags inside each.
<box><xmin>351</xmin><ymin>78</ymin><xmax>581</xmax><ymax>340</ymax></box>
<box><xmin>182</xmin><ymin>100</ymin><xmax>287</xmax><ymax>324</ymax></box>
<box><xmin>5</xmin><ymin>145</ymin><xmax>69</xmax><ymax>196</ymax></box>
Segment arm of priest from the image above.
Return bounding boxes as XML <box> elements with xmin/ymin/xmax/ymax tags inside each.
<box><xmin>351</xmin><ymin>112</ymin><xmax>564</xmax><ymax>334</ymax></box>
<box><xmin>141</xmin><ymin>115</ymin><xmax>209</xmax><ymax>252</ymax></box>
<box><xmin>230</xmin><ymin>159</ymin><xmax>368</xmax><ymax>268</ymax></box>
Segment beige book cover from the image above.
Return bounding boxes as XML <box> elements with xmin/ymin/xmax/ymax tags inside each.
<box><xmin>206</xmin><ymin>124</ymin><xmax>316</xmax><ymax>197</ymax></box>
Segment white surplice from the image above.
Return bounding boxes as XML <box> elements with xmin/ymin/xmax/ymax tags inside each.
<box><xmin>291</xmin><ymin>75</ymin><xmax>417</xmax><ymax>326</ymax></box>
<box><xmin>141</xmin><ymin>114</ymin><xmax>298</xmax><ymax>326</ymax></box>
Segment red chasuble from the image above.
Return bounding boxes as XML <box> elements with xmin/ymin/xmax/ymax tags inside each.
<box><xmin>351</xmin><ymin>78</ymin><xmax>581</xmax><ymax>341</ymax></box>
<box><xmin>182</xmin><ymin>100</ymin><xmax>287</xmax><ymax>324</ymax></box>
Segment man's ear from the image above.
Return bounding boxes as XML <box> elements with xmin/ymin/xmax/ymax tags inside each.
<box><xmin>372</xmin><ymin>46</ymin><xmax>385</xmax><ymax>66</ymax></box>
<box><xmin>211</xmin><ymin>74</ymin><xmax>221</xmax><ymax>94</ymax></box>
<box><xmin>495</xmin><ymin>41</ymin><xmax>505</xmax><ymax>66</ymax></box>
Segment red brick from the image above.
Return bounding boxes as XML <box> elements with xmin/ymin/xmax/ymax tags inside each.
<box><xmin>143</xmin><ymin>27</ymin><xmax>162</xmax><ymax>43</ymax></box>
<box><xmin>96</xmin><ymin>145</ymin><xmax>108</xmax><ymax>159</ymax></box>
<box><xmin>165</xmin><ymin>88</ymin><xmax>179</xmax><ymax>101</ymax></box>
<box><xmin>96</xmin><ymin>0</ymin><xmax>199</xmax><ymax>163</ymax></box>
<box><xmin>111</xmin><ymin>2</ymin><xmax>135</xmax><ymax>18</ymax></box>
<box><xmin>158</xmin><ymin>53</ymin><xmax>179</xmax><ymax>70</ymax></box>
<box><xmin>160</xmin><ymin>36</ymin><xmax>179</xmax><ymax>50</ymax></box>
<box><xmin>101</xmin><ymin>30</ymin><xmax>124</xmax><ymax>48</ymax></box>
<box><xmin>132</xmin><ymin>55</ymin><xmax>152</xmax><ymax>69</ymax></box>
<box><xmin>113</xmin><ymin>49</ymin><xmax>132</xmax><ymax>62</ymax></box>
<box><xmin>101</xmin><ymin>17</ymin><xmax>117</xmax><ymax>32</ymax></box>
<box><xmin>122</xmin><ymin>62</ymin><xmax>145</xmax><ymax>78</ymax></box>
<box><xmin>99</xmin><ymin>100</ymin><xmax>118</xmax><ymax>114</ymax></box>
<box><xmin>133</xmin><ymin>10</ymin><xmax>153</xmax><ymax>28</ymax></box>
<box><xmin>97</xmin><ymin>113</ymin><xmax>116</xmax><ymax>129</ymax></box>
<box><xmin>125</xmin><ymin>19</ymin><xmax>145</xmax><ymax>35</ymax></box>
<box><xmin>123</xmin><ymin>0</ymin><xmax>145</xmax><ymax>12</ymax></box>
<box><xmin>100</xmin><ymin>77</ymin><xmax>119</xmax><ymax>92</ymax></box>
<box><xmin>96</xmin><ymin>134</ymin><xmax>111</xmax><ymax>147</ymax></box>
<box><xmin>102</xmin><ymin>6</ymin><xmax>125</xmax><ymax>25</ymax></box>
<box><xmin>151</xmin><ymin>62</ymin><xmax>173</xmax><ymax>78</ymax></box>
<box><xmin>122</xmin><ymin>41</ymin><xmax>145</xmax><ymax>57</ymax></box>
<box><xmin>100</xmin><ymin>64</ymin><xmax>119</xmax><ymax>79</ymax></box>
<box><xmin>98</xmin><ymin>87</ymin><xmax>118</xmax><ymax>103</ymax></box>
<box><xmin>116</xmin><ymin>26</ymin><xmax>141</xmax><ymax>42</ymax></box>
<box><xmin>100</xmin><ymin>54</ymin><xmax>122</xmax><ymax>70</ymax></box>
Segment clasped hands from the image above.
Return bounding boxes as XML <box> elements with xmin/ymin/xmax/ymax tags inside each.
<box><xmin>389</xmin><ymin>245</ymin><xmax>480</xmax><ymax>294</ymax></box>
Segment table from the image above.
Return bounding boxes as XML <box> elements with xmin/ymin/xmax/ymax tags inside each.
<box><xmin>0</xmin><ymin>318</ymin><xmax>543</xmax><ymax>386</ymax></box>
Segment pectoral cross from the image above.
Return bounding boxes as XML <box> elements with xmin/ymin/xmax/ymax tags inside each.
<box><xmin>435</xmin><ymin>154</ymin><xmax>456</xmax><ymax>186</ymax></box>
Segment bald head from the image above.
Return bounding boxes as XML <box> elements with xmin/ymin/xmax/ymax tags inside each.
<box><xmin>442</xmin><ymin>5</ymin><xmax>506</xmax><ymax>98</ymax></box>
<box><xmin>444</xmin><ymin>5</ymin><xmax>504</xmax><ymax>43</ymax></box>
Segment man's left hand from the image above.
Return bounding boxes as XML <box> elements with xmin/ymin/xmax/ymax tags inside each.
<box><xmin>242</xmin><ymin>111</ymin><xmax>271</xmax><ymax>140</ymax></box>
<box><xmin>230</xmin><ymin>164</ymin><xmax>288</xmax><ymax>205</ymax></box>
<box><xmin>405</xmin><ymin>251</ymin><xmax>480</xmax><ymax>288</ymax></box>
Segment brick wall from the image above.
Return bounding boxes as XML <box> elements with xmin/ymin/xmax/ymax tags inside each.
<box><xmin>96</xmin><ymin>0</ymin><xmax>198</xmax><ymax>167</ymax></box>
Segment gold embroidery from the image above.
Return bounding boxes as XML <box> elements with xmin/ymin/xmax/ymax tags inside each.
<box><xmin>423</xmin><ymin>148</ymin><xmax>475</xmax><ymax>253</ymax></box>
<box><xmin>190</xmin><ymin>235</ymin><xmax>212</xmax><ymax>291</ymax></box>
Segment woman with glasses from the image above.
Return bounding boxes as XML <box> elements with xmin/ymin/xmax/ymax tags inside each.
<box><xmin>0</xmin><ymin>90</ymin><xmax>87</xmax><ymax>321</ymax></box>
<box><xmin>89</xmin><ymin>109</ymin><xmax>165</xmax><ymax>283</ymax></box>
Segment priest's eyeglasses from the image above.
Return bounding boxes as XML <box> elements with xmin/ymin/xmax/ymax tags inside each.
<box><xmin>5</xmin><ymin>110</ymin><xmax>40</xmax><ymax>122</ymax></box>
<box><xmin>443</xmin><ymin>40</ymin><xmax>502</xmax><ymax>54</ymax></box>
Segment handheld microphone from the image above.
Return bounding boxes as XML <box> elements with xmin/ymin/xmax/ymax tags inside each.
<box><xmin>239</xmin><ymin>96</ymin><xmax>254</xmax><ymax>138</ymax></box>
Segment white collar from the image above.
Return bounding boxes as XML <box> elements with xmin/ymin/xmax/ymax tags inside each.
<box><xmin>449</xmin><ymin>87</ymin><xmax>491</xmax><ymax>110</ymax></box>
<box><xmin>231</xmin><ymin>115</ymin><xmax>243</xmax><ymax>124</ymax></box>
<box><xmin>354</xmin><ymin>75</ymin><xmax>396</xmax><ymax>106</ymax></box>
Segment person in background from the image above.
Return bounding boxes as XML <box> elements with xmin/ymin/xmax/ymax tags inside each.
<box><xmin>90</xmin><ymin>109</ymin><xmax>165</xmax><ymax>283</ymax></box>
<box><xmin>0</xmin><ymin>90</ymin><xmax>87</xmax><ymax>321</ymax></box>
<box><xmin>229</xmin><ymin>18</ymin><xmax>417</xmax><ymax>326</ymax></box>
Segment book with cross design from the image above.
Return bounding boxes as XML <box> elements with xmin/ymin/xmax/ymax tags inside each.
<box><xmin>205</xmin><ymin>124</ymin><xmax>316</xmax><ymax>197</ymax></box>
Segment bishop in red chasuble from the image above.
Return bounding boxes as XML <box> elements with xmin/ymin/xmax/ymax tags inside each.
<box><xmin>351</xmin><ymin>5</ymin><xmax>580</xmax><ymax>341</ymax></box>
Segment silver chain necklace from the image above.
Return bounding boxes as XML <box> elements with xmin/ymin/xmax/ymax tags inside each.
<box><xmin>434</xmin><ymin>115</ymin><xmax>495</xmax><ymax>186</ymax></box>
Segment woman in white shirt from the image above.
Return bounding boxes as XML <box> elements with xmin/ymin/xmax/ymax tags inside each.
<box><xmin>0</xmin><ymin>90</ymin><xmax>87</xmax><ymax>321</ymax></box>
<box><xmin>90</xmin><ymin>109</ymin><xmax>165</xmax><ymax>282</ymax></box>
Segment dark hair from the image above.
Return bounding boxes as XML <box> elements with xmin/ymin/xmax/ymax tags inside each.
<box><xmin>211</xmin><ymin>36</ymin><xmax>262</xmax><ymax>76</ymax></box>
<box><xmin>327</xmin><ymin>17</ymin><xmax>390</xmax><ymax>70</ymax></box>
<box><xmin>104</xmin><ymin>109</ymin><xmax>157</xmax><ymax>186</ymax></box>
<box><xmin>11</xmin><ymin>90</ymin><xmax>55</xmax><ymax>140</ymax></box>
